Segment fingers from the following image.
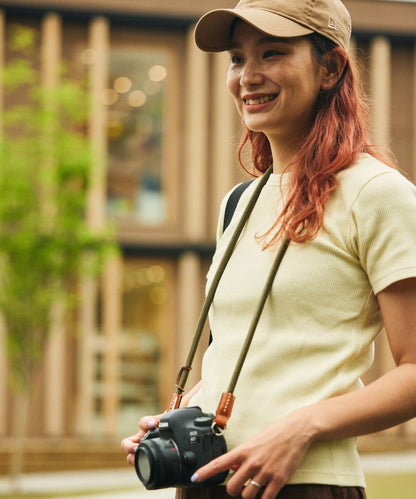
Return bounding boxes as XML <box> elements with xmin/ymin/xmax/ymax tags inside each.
<box><xmin>120</xmin><ymin>415</ymin><xmax>162</xmax><ymax>467</ymax></box>
<box><xmin>190</xmin><ymin>451</ymin><xmax>282</xmax><ymax>499</ymax></box>
<box><xmin>239</xmin><ymin>472</ymin><xmax>290</xmax><ymax>499</ymax></box>
<box><xmin>241</xmin><ymin>479</ymin><xmax>266</xmax><ymax>499</ymax></box>
<box><xmin>234</xmin><ymin>475</ymin><xmax>280</xmax><ymax>499</ymax></box>
<box><xmin>191</xmin><ymin>448</ymin><xmax>259</xmax><ymax>494</ymax></box>
<box><xmin>139</xmin><ymin>414</ymin><xmax>161</xmax><ymax>431</ymax></box>
<box><xmin>126</xmin><ymin>452</ymin><xmax>136</xmax><ymax>467</ymax></box>
<box><xmin>190</xmin><ymin>452</ymin><xmax>237</xmax><ymax>484</ymax></box>
<box><xmin>226</xmin><ymin>465</ymin><xmax>267</xmax><ymax>498</ymax></box>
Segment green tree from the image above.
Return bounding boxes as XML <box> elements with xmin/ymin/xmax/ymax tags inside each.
<box><xmin>0</xmin><ymin>25</ymin><xmax>115</xmax><ymax>490</ymax></box>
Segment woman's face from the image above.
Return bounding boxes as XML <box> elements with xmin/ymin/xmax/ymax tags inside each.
<box><xmin>227</xmin><ymin>21</ymin><xmax>327</xmax><ymax>144</ymax></box>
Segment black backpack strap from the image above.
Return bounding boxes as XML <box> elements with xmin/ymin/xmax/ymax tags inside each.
<box><xmin>223</xmin><ymin>179</ymin><xmax>254</xmax><ymax>232</ymax></box>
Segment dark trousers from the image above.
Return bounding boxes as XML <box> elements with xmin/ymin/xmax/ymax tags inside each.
<box><xmin>175</xmin><ymin>484</ymin><xmax>366</xmax><ymax>499</ymax></box>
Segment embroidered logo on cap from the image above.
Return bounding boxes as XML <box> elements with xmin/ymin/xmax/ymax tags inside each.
<box><xmin>328</xmin><ymin>16</ymin><xmax>339</xmax><ymax>31</ymax></box>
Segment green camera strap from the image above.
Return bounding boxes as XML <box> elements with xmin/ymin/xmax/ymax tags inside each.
<box><xmin>167</xmin><ymin>165</ymin><xmax>289</xmax><ymax>431</ymax></box>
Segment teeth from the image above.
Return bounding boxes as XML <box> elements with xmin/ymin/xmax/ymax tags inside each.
<box><xmin>245</xmin><ymin>95</ymin><xmax>276</xmax><ymax>105</ymax></box>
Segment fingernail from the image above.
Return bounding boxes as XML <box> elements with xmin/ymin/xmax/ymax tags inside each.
<box><xmin>190</xmin><ymin>473</ymin><xmax>199</xmax><ymax>483</ymax></box>
<box><xmin>148</xmin><ymin>419</ymin><xmax>156</xmax><ymax>428</ymax></box>
<box><xmin>134</xmin><ymin>446</ymin><xmax>138</xmax><ymax>453</ymax></box>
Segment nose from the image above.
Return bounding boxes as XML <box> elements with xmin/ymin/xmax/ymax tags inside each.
<box><xmin>240</xmin><ymin>60</ymin><xmax>264</xmax><ymax>87</ymax></box>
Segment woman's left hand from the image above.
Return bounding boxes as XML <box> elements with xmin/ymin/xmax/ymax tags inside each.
<box><xmin>191</xmin><ymin>408</ymin><xmax>315</xmax><ymax>499</ymax></box>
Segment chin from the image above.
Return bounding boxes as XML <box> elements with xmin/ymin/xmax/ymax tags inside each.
<box><xmin>245</xmin><ymin>123</ymin><xmax>279</xmax><ymax>135</ymax></box>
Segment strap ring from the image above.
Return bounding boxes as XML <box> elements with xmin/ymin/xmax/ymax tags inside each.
<box><xmin>211</xmin><ymin>421</ymin><xmax>225</xmax><ymax>436</ymax></box>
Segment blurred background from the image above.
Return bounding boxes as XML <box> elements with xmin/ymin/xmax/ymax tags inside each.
<box><xmin>0</xmin><ymin>0</ymin><xmax>415</xmax><ymax>497</ymax></box>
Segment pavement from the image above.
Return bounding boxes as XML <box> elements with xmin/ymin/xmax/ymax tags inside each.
<box><xmin>0</xmin><ymin>452</ymin><xmax>416</xmax><ymax>498</ymax></box>
<box><xmin>0</xmin><ymin>467</ymin><xmax>174</xmax><ymax>498</ymax></box>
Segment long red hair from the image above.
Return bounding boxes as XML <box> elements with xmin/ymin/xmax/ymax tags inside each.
<box><xmin>238</xmin><ymin>36</ymin><xmax>396</xmax><ymax>246</ymax></box>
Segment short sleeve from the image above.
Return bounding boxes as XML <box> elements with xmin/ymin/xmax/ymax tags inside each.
<box><xmin>350</xmin><ymin>170</ymin><xmax>416</xmax><ymax>294</ymax></box>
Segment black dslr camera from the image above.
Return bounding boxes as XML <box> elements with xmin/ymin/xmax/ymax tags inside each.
<box><xmin>134</xmin><ymin>406</ymin><xmax>228</xmax><ymax>489</ymax></box>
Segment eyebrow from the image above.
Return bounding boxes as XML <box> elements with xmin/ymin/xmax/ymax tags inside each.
<box><xmin>229</xmin><ymin>36</ymin><xmax>293</xmax><ymax>50</ymax></box>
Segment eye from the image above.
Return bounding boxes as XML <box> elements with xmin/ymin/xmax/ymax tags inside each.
<box><xmin>263</xmin><ymin>49</ymin><xmax>284</xmax><ymax>58</ymax></box>
<box><xmin>229</xmin><ymin>53</ymin><xmax>243</xmax><ymax>65</ymax></box>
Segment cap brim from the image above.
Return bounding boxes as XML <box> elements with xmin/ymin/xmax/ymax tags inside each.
<box><xmin>195</xmin><ymin>8</ymin><xmax>313</xmax><ymax>52</ymax></box>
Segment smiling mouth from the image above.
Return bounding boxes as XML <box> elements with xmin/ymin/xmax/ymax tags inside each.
<box><xmin>243</xmin><ymin>94</ymin><xmax>278</xmax><ymax>105</ymax></box>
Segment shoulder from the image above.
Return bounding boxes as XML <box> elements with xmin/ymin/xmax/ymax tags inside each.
<box><xmin>338</xmin><ymin>154</ymin><xmax>412</xmax><ymax>188</ymax></box>
<box><xmin>337</xmin><ymin>154</ymin><xmax>416</xmax><ymax>206</ymax></box>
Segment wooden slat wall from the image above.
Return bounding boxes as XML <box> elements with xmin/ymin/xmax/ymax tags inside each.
<box><xmin>0</xmin><ymin>0</ymin><xmax>415</xmax><ymax>39</ymax></box>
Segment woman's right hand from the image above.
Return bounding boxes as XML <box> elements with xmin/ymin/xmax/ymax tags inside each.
<box><xmin>121</xmin><ymin>383</ymin><xmax>201</xmax><ymax>466</ymax></box>
<box><xmin>121</xmin><ymin>414</ymin><xmax>162</xmax><ymax>466</ymax></box>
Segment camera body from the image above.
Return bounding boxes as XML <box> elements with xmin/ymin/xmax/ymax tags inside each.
<box><xmin>134</xmin><ymin>406</ymin><xmax>228</xmax><ymax>489</ymax></box>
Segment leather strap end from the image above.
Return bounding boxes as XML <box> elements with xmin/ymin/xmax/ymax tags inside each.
<box><xmin>167</xmin><ymin>393</ymin><xmax>182</xmax><ymax>411</ymax></box>
<box><xmin>214</xmin><ymin>392</ymin><xmax>235</xmax><ymax>429</ymax></box>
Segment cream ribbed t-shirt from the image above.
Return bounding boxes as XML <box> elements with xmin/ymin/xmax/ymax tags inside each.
<box><xmin>190</xmin><ymin>154</ymin><xmax>416</xmax><ymax>487</ymax></box>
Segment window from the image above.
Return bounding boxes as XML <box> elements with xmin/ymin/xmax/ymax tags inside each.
<box><xmin>117</xmin><ymin>258</ymin><xmax>175</xmax><ymax>434</ymax></box>
<box><xmin>106</xmin><ymin>36</ymin><xmax>181</xmax><ymax>231</ymax></box>
<box><xmin>92</xmin><ymin>256</ymin><xmax>176</xmax><ymax>435</ymax></box>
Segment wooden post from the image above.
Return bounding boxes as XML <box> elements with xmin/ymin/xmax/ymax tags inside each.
<box><xmin>102</xmin><ymin>254</ymin><xmax>122</xmax><ymax>435</ymax></box>
<box><xmin>369</xmin><ymin>36</ymin><xmax>391</xmax><ymax>150</ymax></box>
<box><xmin>211</xmin><ymin>52</ymin><xmax>240</xmax><ymax>236</ymax></box>
<box><xmin>369</xmin><ymin>36</ymin><xmax>401</xmax><ymax>437</ymax></box>
<box><xmin>75</xmin><ymin>16</ymin><xmax>109</xmax><ymax>435</ymax></box>
<box><xmin>183</xmin><ymin>25</ymin><xmax>209</xmax><ymax>241</ymax></box>
<box><xmin>40</xmin><ymin>12</ymin><xmax>67</xmax><ymax>437</ymax></box>
<box><xmin>0</xmin><ymin>9</ymin><xmax>7</xmax><ymax>437</ymax></box>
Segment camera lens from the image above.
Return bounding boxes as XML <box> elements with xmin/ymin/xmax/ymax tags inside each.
<box><xmin>135</xmin><ymin>437</ymin><xmax>181</xmax><ymax>489</ymax></box>
<box><xmin>136</xmin><ymin>447</ymin><xmax>152</xmax><ymax>483</ymax></box>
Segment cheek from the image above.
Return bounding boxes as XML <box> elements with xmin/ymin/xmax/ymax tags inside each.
<box><xmin>226</xmin><ymin>71</ymin><xmax>243</xmax><ymax>114</ymax></box>
<box><xmin>226</xmin><ymin>69</ymin><xmax>240</xmax><ymax>97</ymax></box>
<box><xmin>288</xmin><ymin>66</ymin><xmax>322</xmax><ymax>103</ymax></box>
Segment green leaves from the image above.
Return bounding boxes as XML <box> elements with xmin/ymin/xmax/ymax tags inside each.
<box><xmin>0</xmin><ymin>25</ymin><xmax>115</xmax><ymax>391</ymax></box>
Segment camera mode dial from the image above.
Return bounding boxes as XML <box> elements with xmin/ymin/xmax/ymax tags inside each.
<box><xmin>194</xmin><ymin>416</ymin><xmax>212</xmax><ymax>427</ymax></box>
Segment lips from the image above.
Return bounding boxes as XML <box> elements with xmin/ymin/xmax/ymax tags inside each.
<box><xmin>243</xmin><ymin>94</ymin><xmax>278</xmax><ymax>105</ymax></box>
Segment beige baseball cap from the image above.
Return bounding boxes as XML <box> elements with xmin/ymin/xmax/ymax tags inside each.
<box><xmin>195</xmin><ymin>0</ymin><xmax>352</xmax><ymax>52</ymax></box>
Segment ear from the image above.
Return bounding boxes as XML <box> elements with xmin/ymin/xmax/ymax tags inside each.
<box><xmin>320</xmin><ymin>50</ymin><xmax>347</xmax><ymax>90</ymax></box>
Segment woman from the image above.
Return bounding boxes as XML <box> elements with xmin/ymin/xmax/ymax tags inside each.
<box><xmin>122</xmin><ymin>1</ymin><xmax>416</xmax><ymax>498</ymax></box>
